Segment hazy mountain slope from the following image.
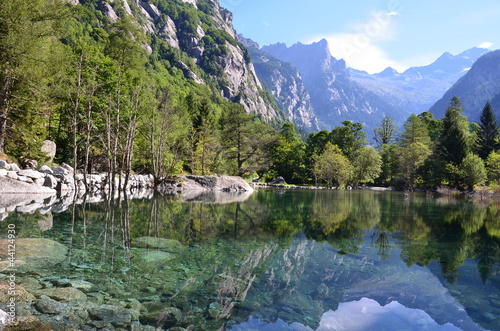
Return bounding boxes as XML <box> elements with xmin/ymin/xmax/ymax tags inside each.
<box><xmin>261</xmin><ymin>39</ymin><xmax>408</xmax><ymax>130</ymax></box>
<box><xmin>350</xmin><ymin>48</ymin><xmax>490</xmax><ymax>115</ymax></box>
<box><xmin>238</xmin><ymin>35</ymin><xmax>319</xmax><ymax>131</ymax></box>
<box><xmin>428</xmin><ymin>50</ymin><xmax>500</xmax><ymax>122</ymax></box>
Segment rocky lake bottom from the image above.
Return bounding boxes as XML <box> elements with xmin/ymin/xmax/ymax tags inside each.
<box><xmin>0</xmin><ymin>189</ymin><xmax>499</xmax><ymax>330</ymax></box>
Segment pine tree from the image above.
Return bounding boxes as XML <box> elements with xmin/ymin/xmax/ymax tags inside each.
<box><xmin>477</xmin><ymin>102</ymin><xmax>499</xmax><ymax>159</ymax></box>
<box><xmin>373</xmin><ymin>115</ymin><xmax>396</xmax><ymax>148</ymax></box>
<box><xmin>397</xmin><ymin>114</ymin><xmax>432</xmax><ymax>191</ymax></box>
<box><xmin>439</xmin><ymin>97</ymin><xmax>470</xmax><ymax>166</ymax></box>
<box><xmin>438</xmin><ymin>97</ymin><xmax>471</xmax><ymax>187</ymax></box>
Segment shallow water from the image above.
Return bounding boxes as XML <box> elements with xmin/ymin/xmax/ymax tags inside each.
<box><xmin>0</xmin><ymin>189</ymin><xmax>499</xmax><ymax>330</ymax></box>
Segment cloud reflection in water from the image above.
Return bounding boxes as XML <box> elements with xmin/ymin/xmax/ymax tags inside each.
<box><xmin>230</xmin><ymin>298</ymin><xmax>464</xmax><ymax>331</ymax></box>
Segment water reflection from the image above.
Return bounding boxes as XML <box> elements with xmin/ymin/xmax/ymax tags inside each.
<box><xmin>0</xmin><ymin>189</ymin><xmax>499</xmax><ymax>330</ymax></box>
<box><xmin>230</xmin><ymin>298</ymin><xmax>466</xmax><ymax>331</ymax></box>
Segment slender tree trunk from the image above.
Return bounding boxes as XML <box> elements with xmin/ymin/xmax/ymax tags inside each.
<box><xmin>0</xmin><ymin>70</ymin><xmax>11</xmax><ymax>154</ymax></box>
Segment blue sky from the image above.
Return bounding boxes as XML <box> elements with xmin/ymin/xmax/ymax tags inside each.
<box><xmin>224</xmin><ymin>0</ymin><xmax>500</xmax><ymax>73</ymax></box>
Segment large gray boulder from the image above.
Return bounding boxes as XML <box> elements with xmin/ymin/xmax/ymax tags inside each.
<box><xmin>41</xmin><ymin>140</ymin><xmax>56</xmax><ymax>162</ymax></box>
<box><xmin>179</xmin><ymin>175</ymin><xmax>253</xmax><ymax>192</ymax></box>
<box><xmin>0</xmin><ymin>176</ymin><xmax>56</xmax><ymax>195</ymax></box>
<box><xmin>0</xmin><ymin>160</ymin><xmax>10</xmax><ymax>170</ymax></box>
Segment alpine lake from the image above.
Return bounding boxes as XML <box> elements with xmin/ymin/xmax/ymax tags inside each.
<box><xmin>1</xmin><ymin>188</ymin><xmax>500</xmax><ymax>331</ymax></box>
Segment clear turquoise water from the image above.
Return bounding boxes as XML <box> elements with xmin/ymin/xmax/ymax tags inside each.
<box><xmin>1</xmin><ymin>189</ymin><xmax>499</xmax><ymax>330</ymax></box>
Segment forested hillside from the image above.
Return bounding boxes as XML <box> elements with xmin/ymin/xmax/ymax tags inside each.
<box><xmin>0</xmin><ymin>0</ymin><xmax>284</xmax><ymax>181</ymax></box>
<box><xmin>1</xmin><ymin>0</ymin><xmax>499</xmax><ymax>193</ymax></box>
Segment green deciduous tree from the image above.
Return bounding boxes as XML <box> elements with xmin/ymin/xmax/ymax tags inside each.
<box><xmin>329</xmin><ymin>121</ymin><xmax>367</xmax><ymax>160</ymax></box>
<box><xmin>460</xmin><ymin>153</ymin><xmax>487</xmax><ymax>191</ymax></box>
<box><xmin>418</xmin><ymin>111</ymin><xmax>442</xmax><ymax>143</ymax></box>
<box><xmin>485</xmin><ymin>151</ymin><xmax>500</xmax><ymax>184</ymax></box>
<box><xmin>313</xmin><ymin>143</ymin><xmax>353</xmax><ymax>188</ymax></box>
<box><xmin>269</xmin><ymin>122</ymin><xmax>306</xmax><ymax>184</ymax></box>
<box><xmin>351</xmin><ymin>147</ymin><xmax>382</xmax><ymax>187</ymax></box>
<box><xmin>0</xmin><ymin>0</ymin><xmax>66</xmax><ymax>155</ymax></box>
<box><xmin>376</xmin><ymin>144</ymin><xmax>400</xmax><ymax>186</ymax></box>
<box><xmin>137</xmin><ymin>86</ymin><xmax>190</xmax><ymax>183</ymax></box>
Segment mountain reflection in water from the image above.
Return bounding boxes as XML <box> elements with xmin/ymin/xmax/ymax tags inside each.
<box><xmin>0</xmin><ymin>189</ymin><xmax>499</xmax><ymax>330</ymax></box>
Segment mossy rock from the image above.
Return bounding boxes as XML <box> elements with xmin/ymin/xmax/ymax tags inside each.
<box><xmin>0</xmin><ymin>238</ymin><xmax>67</xmax><ymax>271</ymax></box>
<box><xmin>133</xmin><ymin>250</ymin><xmax>176</xmax><ymax>269</ymax></box>
<box><xmin>0</xmin><ymin>282</ymin><xmax>35</xmax><ymax>303</ymax></box>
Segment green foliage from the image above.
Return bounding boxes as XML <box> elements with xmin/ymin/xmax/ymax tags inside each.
<box><xmin>350</xmin><ymin>147</ymin><xmax>382</xmax><ymax>187</ymax></box>
<box><xmin>0</xmin><ymin>0</ymin><xmax>67</xmax><ymax>155</ymax></box>
<box><xmin>486</xmin><ymin>151</ymin><xmax>500</xmax><ymax>184</ymax></box>
<box><xmin>376</xmin><ymin>144</ymin><xmax>400</xmax><ymax>186</ymax></box>
<box><xmin>397</xmin><ymin>114</ymin><xmax>432</xmax><ymax>190</ymax></box>
<box><xmin>460</xmin><ymin>153</ymin><xmax>487</xmax><ymax>191</ymax></box>
<box><xmin>373</xmin><ymin>115</ymin><xmax>396</xmax><ymax>147</ymax></box>
<box><xmin>477</xmin><ymin>102</ymin><xmax>499</xmax><ymax>159</ymax></box>
<box><xmin>418</xmin><ymin>111</ymin><xmax>442</xmax><ymax>143</ymax></box>
<box><xmin>329</xmin><ymin>121</ymin><xmax>367</xmax><ymax>160</ymax></box>
<box><xmin>313</xmin><ymin>143</ymin><xmax>353</xmax><ymax>188</ymax></box>
<box><xmin>439</xmin><ymin>97</ymin><xmax>470</xmax><ymax>165</ymax></box>
<box><xmin>220</xmin><ymin>104</ymin><xmax>277</xmax><ymax>176</ymax></box>
<box><xmin>269</xmin><ymin>123</ymin><xmax>307</xmax><ymax>184</ymax></box>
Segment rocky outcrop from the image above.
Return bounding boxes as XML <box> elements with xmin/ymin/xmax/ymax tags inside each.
<box><xmin>179</xmin><ymin>175</ymin><xmax>253</xmax><ymax>192</ymax></box>
<box><xmin>158</xmin><ymin>175</ymin><xmax>253</xmax><ymax>193</ymax></box>
<box><xmin>93</xmin><ymin>0</ymin><xmax>282</xmax><ymax>122</ymax></box>
<box><xmin>262</xmin><ymin>39</ymin><xmax>407</xmax><ymax>130</ymax></box>
<box><xmin>429</xmin><ymin>50</ymin><xmax>500</xmax><ymax>122</ymax></box>
<box><xmin>240</xmin><ymin>35</ymin><xmax>319</xmax><ymax>130</ymax></box>
<box><xmin>0</xmin><ymin>161</ymin><xmax>154</xmax><ymax>196</ymax></box>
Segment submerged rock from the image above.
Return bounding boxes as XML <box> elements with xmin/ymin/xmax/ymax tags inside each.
<box><xmin>89</xmin><ymin>304</ymin><xmax>134</xmax><ymax>327</ymax></box>
<box><xmin>131</xmin><ymin>237</ymin><xmax>183</xmax><ymax>252</ymax></box>
<box><xmin>140</xmin><ymin>307</ymin><xmax>182</xmax><ymax>329</ymax></box>
<box><xmin>0</xmin><ymin>238</ymin><xmax>67</xmax><ymax>271</ymax></box>
<box><xmin>0</xmin><ymin>282</ymin><xmax>35</xmax><ymax>304</ymax></box>
<box><xmin>133</xmin><ymin>250</ymin><xmax>176</xmax><ymax>269</ymax></box>
<box><xmin>35</xmin><ymin>295</ymin><xmax>68</xmax><ymax>314</ymax></box>
<box><xmin>37</xmin><ymin>288</ymin><xmax>87</xmax><ymax>302</ymax></box>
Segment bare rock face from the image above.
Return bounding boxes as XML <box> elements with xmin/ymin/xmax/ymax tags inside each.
<box><xmin>0</xmin><ymin>176</ymin><xmax>56</xmax><ymax>194</ymax></box>
<box><xmin>179</xmin><ymin>175</ymin><xmax>253</xmax><ymax>192</ymax></box>
<box><xmin>102</xmin><ymin>0</ymin><xmax>282</xmax><ymax>123</ymax></box>
<box><xmin>41</xmin><ymin>140</ymin><xmax>56</xmax><ymax>162</ymax></box>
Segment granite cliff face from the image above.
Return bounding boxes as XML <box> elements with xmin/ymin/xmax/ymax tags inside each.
<box><xmin>239</xmin><ymin>36</ymin><xmax>319</xmax><ymax>131</ymax></box>
<box><xmin>89</xmin><ymin>0</ymin><xmax>282</xmax><ymax>121</ymax></box>
<box><xmin>262</xmin><ymin>39</ymin><xmax>407</xmax><ymax>130</ymax></box>
<box><xmin>428</xmin><ymin>50</ymin><xmax>500</xmax><ymax>122</ymax></box>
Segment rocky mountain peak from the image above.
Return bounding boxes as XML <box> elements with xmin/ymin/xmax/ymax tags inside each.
<box><xmin>89</xmin><ymin>0</ymin><xmax>281</xmax><ymax>121</ymax></box>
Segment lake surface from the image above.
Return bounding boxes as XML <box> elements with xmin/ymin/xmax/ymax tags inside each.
<box><xmin>1</xmin><ymin>189</ymin><xmax>499</xmax><ymax>330</ymax></box>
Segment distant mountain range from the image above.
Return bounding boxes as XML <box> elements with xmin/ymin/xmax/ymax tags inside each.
<box><xmin>428</xmin><ymin>50</ymin><xmax>500</xmax><ymax>122</ymax></box>
<box><xmin>241</xmin><ymin>35</ymin><xmax>493</xmax><ymax>131</ymax></box>
<box><xmin>259</xmin><ymin>39</ymin><xmax>408</xmax><ymax>131</ymax></box>
<box><xmin>351</xmin><ymin>47</ymin><xmax>490</xmax><ymax>116</ymax></box>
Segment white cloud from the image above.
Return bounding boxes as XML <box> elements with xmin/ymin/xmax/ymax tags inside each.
<box><xmin>310</xmin><ymin>10</ymin><xmax>405</xmax><ymax>74</ymax></box>
<box><xmin>478</xmin><ymin>41</ymin><xmax>493</xmax><ymax>49</ymax></box>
